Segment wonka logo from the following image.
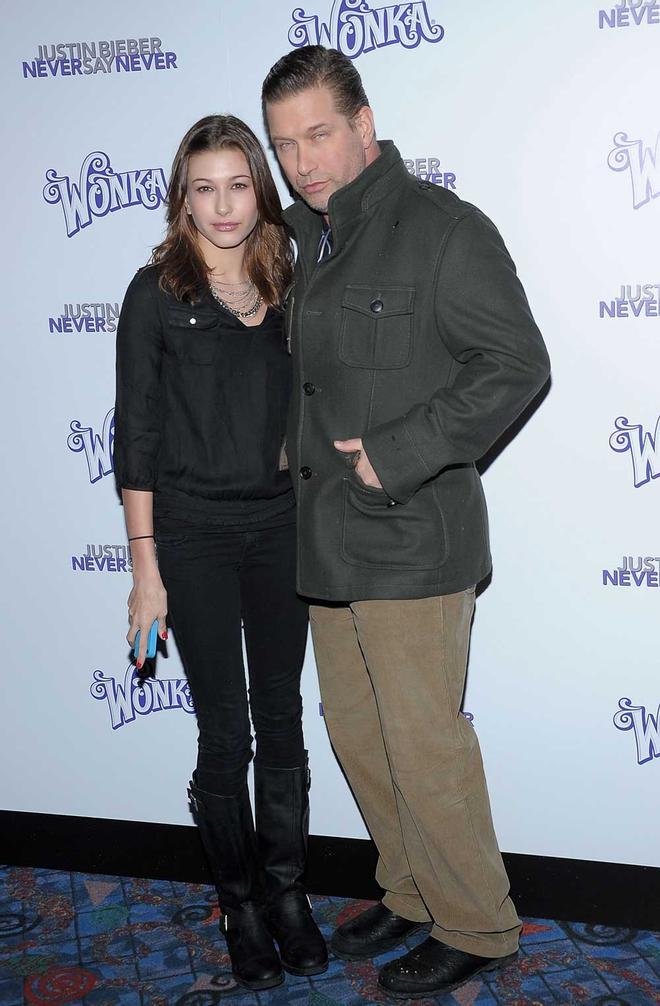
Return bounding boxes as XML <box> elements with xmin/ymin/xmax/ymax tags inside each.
<box><xmin>599</xmin><ymin>0</ymin><xmax>660</xmax><ymax>28</ymax></box>
<box><xmin>608</xmin><ymin>131</ymin><xmax>660</xmax><ymax>209</ymax></box>
<box><xmin>614</xmin><ymin>698</ymin><xmax>660</xmax><ymax>764</ymax></box>
<box><xmin>599</xmin><ymin>283</ymin><xmax>660</xmax><ymax>318</ymax></box>
<box><xmin>609</xmin><ymin>416</ymin><xmax>660</xmax><ymax>487</ymax></box>
<box><xmin>43</xmin><ymin>152</ymin><xmax>167</xmax><ymax>237</ymax></box>
<box><xmin>67</xmin><ymin>408</ymin><xmax>114</xmax><ymax>484</ymax></box>
<box><xmin>91</xmin><ymin>666</ymin><xmax>195</xmax><ymax>730</ymax></box>
<box><xmin>288</xmin><ymin>0</ymin><xmax>444</xmax><ymax>58</ymax></box>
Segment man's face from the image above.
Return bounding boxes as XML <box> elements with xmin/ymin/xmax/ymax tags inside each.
<box><xmin>266</xmin><ymin>85</ymin><xmax>375</xmax><ymax>213</ymax></box>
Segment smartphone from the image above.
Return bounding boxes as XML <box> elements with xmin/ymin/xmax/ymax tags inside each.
<box><xmin>134</xmin><ymin>619</ymin><xmax>159</xmax><ymax>660</ymax></box>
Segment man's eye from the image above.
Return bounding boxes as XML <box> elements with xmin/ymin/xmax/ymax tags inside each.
<box><xmin>313</xmin><ymin>133</ymin><xmax>327</xmax><ymax>141</ymax></box>
<box><xmin>278</xmin><ymin>142</ymin><xmax>292</xmax><ymax>152</ymax></box>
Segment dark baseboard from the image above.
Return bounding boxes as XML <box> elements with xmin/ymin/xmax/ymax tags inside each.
<box><xmin>1</xmin><ymin>810</ymin><xmax>657</xmax><ymax>931</ymax></box>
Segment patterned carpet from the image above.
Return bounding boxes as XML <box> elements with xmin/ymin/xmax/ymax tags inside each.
<box><xmin>0</xmin><ymin>866</ymin><xmax>658</xmax><ymax>1005</ymax></box>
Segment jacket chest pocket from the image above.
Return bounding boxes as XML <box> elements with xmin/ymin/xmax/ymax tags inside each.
<box><xmin>165</xmin><ymin>304</ymin><xmax>220</xmax><ymax>365</ymax></box>
<box><xmin>338</xmin><ymin>285</ymin><xmax>414</xmax><ymax>369</ymax></box>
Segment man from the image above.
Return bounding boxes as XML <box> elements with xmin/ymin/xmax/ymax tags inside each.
<box><xmin>262</xmin><ymin>46</ymin><xmax>550</xmax><ymax>999</ymax></box>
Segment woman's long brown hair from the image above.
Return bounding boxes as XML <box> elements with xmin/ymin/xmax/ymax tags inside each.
<box><xmin>152</xmin><ymin>114</ymin><xmax>292</xmax><ymax>305</ymax></box>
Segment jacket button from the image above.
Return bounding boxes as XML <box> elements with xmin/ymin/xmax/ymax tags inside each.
<box><xmin>189</xmin><ymin>317</ymin><xmax>197</xmax><ymax>325</ymax></box>
<box><xmin>299</xmin><ymin>466</ymin><xmax>312</xmax><ymax>480</ymax></box>
<box><xmin>303</xmin><ymin>382</ymin><xmax>316</xmax><ymax>396</ymax></box>
<box><xmin>370</xmin><ymin>299</ymin><xmax>384</xmax><ymax>313</ymax></box>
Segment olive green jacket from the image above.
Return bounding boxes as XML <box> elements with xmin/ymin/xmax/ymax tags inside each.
<box><xmin>283</xmin><ymin>141</ymin><xmax>550</xmax><ymax>601</ymax></box>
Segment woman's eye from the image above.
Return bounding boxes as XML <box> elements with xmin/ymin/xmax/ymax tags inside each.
<box><xmin>232</xmin><ymin>182</ymin><xmax>248</xmax><ymax>190</ymax></box>
<box><xmin>197</xmin><ymin>186</ymin><xmax>212</xmax><ymax>193</ymax></box>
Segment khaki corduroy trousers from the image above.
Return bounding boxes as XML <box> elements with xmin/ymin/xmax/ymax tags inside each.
<box><xmin>309</xmin><ymin>588</ymin><xmax>521</xmax><ymax>958</ymax></box>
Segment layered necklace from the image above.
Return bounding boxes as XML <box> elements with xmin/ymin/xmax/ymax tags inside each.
<box><xmin>209</xmin><ymin>274</ymin><xmax>263</xmax><ymax>319</ymax></box>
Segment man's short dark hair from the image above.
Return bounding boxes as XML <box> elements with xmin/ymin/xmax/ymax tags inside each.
<box><xmin>261</xmin><ymin>45</ymin><xmax>370</xmax><ymax>121</ymax></box>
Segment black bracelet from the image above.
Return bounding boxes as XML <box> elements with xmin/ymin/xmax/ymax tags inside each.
<box><xmin>128</xmin><ymin>534</ymin><xmax>155</xmax><ymax>542</ymax></box>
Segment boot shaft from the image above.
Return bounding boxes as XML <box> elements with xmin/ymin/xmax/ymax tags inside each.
<box><xmin>188</xmin><ymin>776</ymin><xmax>265</xmax><ymax>911</ymax></box>
<box><xmin>254</xmin><ymin>756</ymin><xmax>311</xmax><ymax>900</ymax></box>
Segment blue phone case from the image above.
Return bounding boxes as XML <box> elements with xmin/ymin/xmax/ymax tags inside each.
<box><xmin>134</xmin><ymin>619</ymin><xmax>159</xmax><ymax>660</ymax></box>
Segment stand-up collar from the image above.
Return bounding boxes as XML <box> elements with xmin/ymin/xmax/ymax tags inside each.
<box><xmin>283</xmin><ymin>140</ymin><xmax>406</xmax><ymax>252</ymax></box>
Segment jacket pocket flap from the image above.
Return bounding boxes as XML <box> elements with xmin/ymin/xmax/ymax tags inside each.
<box><xmin>166</xmin><ymin>304</ymin><xmax>219</xmax><ymax>331</ymax></box>
<box><xmin>341</xmin><ymin>285</ymin><xmax>414</xmax><ymax>318</ymax></box>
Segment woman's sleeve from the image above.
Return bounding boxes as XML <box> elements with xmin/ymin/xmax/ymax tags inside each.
<box><xmin>114</xmin><ymin>269</ymin><xmax>164</xmax><ymax>491</ymax></box>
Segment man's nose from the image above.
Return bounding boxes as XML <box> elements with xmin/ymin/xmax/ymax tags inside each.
<box><xmin>296</xmin><ymin>147</ymin><xmax>317</xmax><ymax>178</ymax></box>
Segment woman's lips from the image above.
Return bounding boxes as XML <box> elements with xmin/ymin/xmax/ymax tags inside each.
<box><xmin>212</xmin><ymin>222</ymin><xmax>240</xmax><ymax>230</ymax></box>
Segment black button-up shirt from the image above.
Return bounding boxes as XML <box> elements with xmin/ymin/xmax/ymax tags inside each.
<box><xmin>114</xmin><ymin>265</ymin><xmax>294</xmax><ymax>527</ymax></box>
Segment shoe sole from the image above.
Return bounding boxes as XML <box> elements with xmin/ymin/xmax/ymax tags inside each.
<box><xmin>331</xmin><ymin>922</ymin><xmax>431</xmax><ymax>961</ymax></box>
<box><xmin>377</xmin><ymin>950</ymin><xmax>519</xmax><ymax>1000</ymax></box>
<box><xmin>282</xmin><ymin>959</ymin><xmax>329</xmax><ymax>977</ymax></box>
<box><xmin>233</xmin><ymin>972</ymin><xmax>284</xmax><ymax>991</ymax></box>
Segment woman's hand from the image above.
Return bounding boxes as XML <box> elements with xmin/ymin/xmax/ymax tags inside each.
<box><xmin>127</xmin><ymin>570</ymin><xmax>168</xmax><ymax>668</ymax></box>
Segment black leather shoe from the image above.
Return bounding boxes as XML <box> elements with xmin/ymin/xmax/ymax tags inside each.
<box><xmin>331</xmin><ymin>902</ymin><xmax>430</xmax><ymax>961</ymax></box>
<box><xmin>267</xmin><ymin>888</ymin><xmax>328</xmax><ymax>976</ymax></box>
<box><xmin>224</xmin><ymin>903</ymin><xmax>284</xmax><ymax>991</ymax></box>
<box><xmin>377</xmin><ymin>936</ymin><xmax>518</xmax><ymax>998</ymax></box>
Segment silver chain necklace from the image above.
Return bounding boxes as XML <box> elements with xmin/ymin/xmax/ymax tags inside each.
<box><xmin>209</xmin><ymin>281</ymin><xmax>263</xmax><ymax>319</ymax></box>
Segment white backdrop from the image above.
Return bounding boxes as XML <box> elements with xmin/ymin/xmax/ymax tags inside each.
<box><xmin>2</xmin><ymin>0</ymin><xmax>659</xmax><ymax>869</ymax></box>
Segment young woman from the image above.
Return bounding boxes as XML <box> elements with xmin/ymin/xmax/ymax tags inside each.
<box><xmin>113</xmin><ymin>115</ymin><xmax>327</xmax><ymax>990</ymax></box>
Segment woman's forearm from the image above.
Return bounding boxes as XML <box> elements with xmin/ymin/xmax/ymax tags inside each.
<box><xmin>122</xmin><ymin>488</ymin><xmax>158</xmax><ymax>577</ymax></box>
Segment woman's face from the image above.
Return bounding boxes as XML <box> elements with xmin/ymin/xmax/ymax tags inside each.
<box><xmin>184</xmin><ymin>147</ymin><xmax>259</xmax><ymax>252</ymax></box>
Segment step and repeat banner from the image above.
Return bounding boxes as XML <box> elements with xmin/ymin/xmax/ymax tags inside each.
<box><xmin>2</xmin><ymin>0</ymin><xmax>658</xmax><ymax>868</ymax></box>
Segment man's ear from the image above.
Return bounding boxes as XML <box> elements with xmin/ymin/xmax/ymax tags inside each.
<box><xmin>353</xmin><ymin>105</ymin><xmax>376</xmax><ymax>150</ymax></box>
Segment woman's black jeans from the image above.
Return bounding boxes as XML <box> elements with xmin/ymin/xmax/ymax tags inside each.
<box><xmin>156</xmin><ymin>519</ymin><xmax>308</xmax><ymax>797</ymax></box>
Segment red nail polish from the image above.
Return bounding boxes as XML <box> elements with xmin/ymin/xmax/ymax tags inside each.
<box><xmin>136</xmin><ymin>660</ymin><xmax>143</xmax><ymax>670</ymax></box>
<box><xmin>161</xmin><ymin>631</ymin><xmax>168</xmax><ymax>640</ymax></box>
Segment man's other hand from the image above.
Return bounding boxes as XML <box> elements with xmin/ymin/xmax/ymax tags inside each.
<box><xmin>334</xmin><ymin>438</ymin><xmax>383</xmax><ymax>489</ymax></box>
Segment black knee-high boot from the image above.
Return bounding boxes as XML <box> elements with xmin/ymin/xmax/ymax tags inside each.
<box><xmin>254</xmin><ymin>755</ymin><xmax>328</xmax><ymax>976</ymax></box>
<box><xmin>187</xmin><ymin>775</ymin><xmax>283</xmax><ymax>990</ymax></box>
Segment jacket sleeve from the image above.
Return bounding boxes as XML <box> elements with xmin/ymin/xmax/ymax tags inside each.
<box><xmin>362</xmin><ymin>209</ymin><xmax>551</xmax><ymax>504</ymax></box>
<box><xmin>113</xmin><ymin>269</ymin><xmax>164</xmax><ymax>491</ymax></box>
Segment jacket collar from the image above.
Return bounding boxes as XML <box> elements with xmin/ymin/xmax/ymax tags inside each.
<box><xmin>283</xmin><ymin>140</ymin><xmax>407</xmax><ymax>255</ymax></box>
